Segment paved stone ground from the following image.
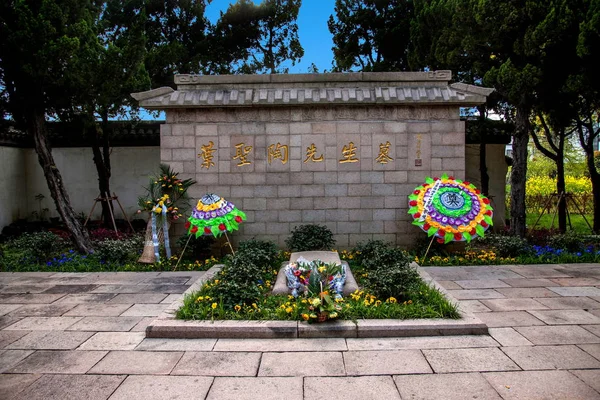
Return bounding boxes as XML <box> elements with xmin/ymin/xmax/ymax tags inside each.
<box><xmin>0</xmin><ymin>264</ymin><xmax>599</xmax><ymax>399</ymax></box>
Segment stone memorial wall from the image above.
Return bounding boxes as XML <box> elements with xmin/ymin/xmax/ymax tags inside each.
<box><xmin>133</xmin><ymin>72</ymin><xmax>492</xmax><ymax>247</ymax></box>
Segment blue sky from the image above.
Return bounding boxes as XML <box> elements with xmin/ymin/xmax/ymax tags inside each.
<box><xmin>205</xmin><ymin>0</ymin><xmax>336</xmax><ymax>72</ymax></box>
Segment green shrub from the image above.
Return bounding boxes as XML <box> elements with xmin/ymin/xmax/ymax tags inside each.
<box><xmin>354</xmin><ymin>240</ymin><xmax>420</xmax><ymax>299</ymax></box>
<box><xmin>176</xmin><ymin>234</ymin><xmax>214</xmax><ymax>261</ymax></box>
<box><xmin>8</xmin><ymin>231</ymin><xmax>66</xmax><ymax>262</ymax></box>
<box><xmin>547</xmin><ymin>231</ymin><xmax>586</xmax><ymax>253</ymax></box>
<box><xmin>213</xmin><ymin>239</ymin><xmax>278</xmax><ymax>307</ymax></box>
<box><xmin>285</xmin><ymin>224</ymin><xmax>335</xmax><ymax>252</ymax></box>
<box><xmin>479</xmin><ymin>234</ymin><xmax>531</xmax><ymax>257</ymax></box>
<box><xmin>95</xmin><ymin>235</ymin><xmax>144</xmax><ymax>265</ymax></box>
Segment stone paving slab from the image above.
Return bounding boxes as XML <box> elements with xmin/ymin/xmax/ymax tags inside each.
<box><xmin>454</xmin><ymin>279</ymin><xmax>510</xmax><ymax>289</ymax></box>
<box><xmin>6</xmin><ymin>331</ymin><xmax>94</xmax><ymax>350</ymax></box>
<box><xmin>344</xmin><ymin>349</ymin><xmax>432</xmax><ymax>375</ymax></box>
<box><xmin>496</xmin><ymin>287</ymin><xmax>559</xmax><ymax>298</ymax></box>
<box><xmin>346</xmin><ymin>335</ymin><xmax>498</xmax><ymax>351</ymax></box>
<box><xmin>394</xmin><ymin>373</ymin><xmax>502</xmax><ymax>400</ymax></box>
<box><xmin>583</xmin><ymin>325</ymin><xmax>600</xmax><ymax>337</ymax></box>
<box><xmin>259</xmin><ymin>351</ymin><xmax>345</xmax><ymax>376</ymax></box>
<box><xmin>67</xmin><ymin>316</ymin><xmax>142</xmax><ymax>332</ymax></box>
<box><xmin>578</xmin><ymin>343</ymin><xmax>600</xmax><ymax>360</ymax></box>
<box><xmin>473</xmin><ymin>311</ymin><xmax>545</xmax><ymax>328</ymax></box>
<box><xmin>88</xmin><ymin>350</ymin><xmax>183</xmax><ymax>375</ymax></box>
<box><xmin>535</xmin><ymin>296</ymin><xmax>600</xmax><ymax>310</ymax></box>
<box><xmin>207</xmin><ymin>377</ymin><xmax>303</xmax><ymax>400</ymax></box>
<box><xmin>0</xmin><ymin>316</ymin><xmax>22</xmax><ymax>329</ymax></box>
<box><xmin>213</xmin><ymin>338</ymin><xmax>347</xmax><ymax>352</ymax></box>
<box><xmin>120</xmin><ymin>304</ymin><xmax>169</xmax><ymax>317</ymax></box>
<box><xmin>502</xmin><ymin>345</ymin><xmax>600</xmax><ymax>370</ymax></box>
<box><xmin>7</xmin><ymin>350</ymin><xmax>107</xmax><ymax>374</ymax></box>
<box><xmin>508</xmin><ymin>266</ymin><xmax>571</xmax><ymax>278</ymax></box>
<box><xmin>0</xmin><ymin>373</ymin><xmax>41</xmax><ymax>400</ymax></box>
<box><xmin>549</xmin><ymin>286</ymin><xmax>600</xmax><ymax>297</ymax></box>
<box><xmin>0</xmin><ymin>285</ymin><xmax>52</xmax><ymax>294</ymax></box>
<box><xmin>107</xmin><ymin>294</ymin><xmax>168</xmax><ymax>304</ymax></box>
<box><xmin>423</xmin><ymin>348</ymin><xmax>520</xmax><ymax>373</ymax></box>
<box><xmin>500</xmin><ymin>278</ymin><xmax>556</xmax><ymax>287</ymax></box>
<box><xmin>0</xmin><ymin>349</ymin><xmax>34</xmax><ymax>373</ymax></box>
<box><xmin>571</xmin><ymin>370</ymin><xmax>600</xmax><ymax>393</ymax></box>
<box><xmin>515</xmin><ymin>325</ymin><xmax>600</xmax><ymax>345</ymax></box>
<box><xmin>78</xmin><ymin>332</ymin><xmax>146</xmax><ymax>350</ymax></box>
<box><xmin>53</xmin><ymin>293</ymin><xmax>117</xmax><ymax>304</ymax></box>
<box><xmin>304</xmin><ymin>376</ymin><xmax>401</xmax><ymax>400</ymax></box>
<box><xmin>483</xmin><ymin>370</ymin><xmax>600</xmax><ymax>400</ymax></box>
<box><xmin>1</xmin><ymin>294</ymin><xmax>66</xmax><ymax>304</ymax></box>
<box><xmin>136</xmin><ymin>338</ymin><xmax>217</xmax><ymax>351</ymax></box>
<box><xmin>0</xmin><ymin>330</ymin><xmax>29</xmax><ymax>348</ymax></box>
<box><xmin>7</xmin><ymin>304</ymin><xmax>77</xmax><ymax>317</ymax></box>
<box><xmin>550</xmin><ymin>277</ymin><xmax>600</xmax><ymax>286</ymax></box>
<box><xmin>4</xmin><ymin>316</ymin><xmax>82</xmax><ymax>331</ymax></box>
<box><xmin>63</xmin><ymin>303</ymin><xmax>133</xmax><ymax>317</ymax></box>
<box><xmin>171</xmin><ymin>351</ymin><xmax>261</xmax><ymax>376</ymax></box>
<box><xmin>487</xmin><ymin>328</ymin><xmax>533</xmax><ymax>347</ymax></box>
<box><xmin>436</xmin><ymin>280</ymin><xmax>461</xmax><ymax>290</ymax></box>
<box><xmin>0</xmin><ymin>304</ymin><xmax>24</xmax><ymax>316</ymax></box>
<box><xmin>42</xmin><ymin>284</ymin><xmax>99</xmax><ymax>294</ymax></box>
<box><xmin>108</xmin><ymin>375</ymin><xmax>214</xmax><ymax>400</ymax></box>
<box><xmin>11</xmin><ymin>374</ymin><xmax>125</xmax><ymax>400</ymax></box>
<box><xmin>529</xmin><ymin>309</ymin><xmax>600</xmax><ymax>325</ymax></box>
<box><xmin>458</xmin><ymin>300</ymin><xmax>491</xmax><ymax>313</ymax></box>
<box><xmin>445</xmin><ymin>289</ymin><xmax>505</xmax><ymax>300</ymax></box>
<box><xmin>480</xmin><ymin>298</ymin><xmax>549</xmax><ymax>311</ymax></box>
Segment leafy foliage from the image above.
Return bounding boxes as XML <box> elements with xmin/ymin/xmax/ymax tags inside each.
<box><xmin>137</xmin><ymin>164</ymin><xmax>195</xmax><ymax>220</ymax></box>
<box><xmin>6</xmin><ymin>232</ymin><xmax>66</xmax><ymax>262</ymax></box>
<box><xmin>285</xmin><ymin>224</ymin><xmax>336</xmax><ymax>252</ymax></box>
<box><xmin>212</xmin><ymin>240</ymin><xmax>279</xmax><ymax>307</ymax></box>
<box><xmin>478</xmin><ymin>234</ymin><xmax>531</xmax><ymax>258</ymax></box>
<box><xmin>94</xmin><ymin>235</ymin><xmax>144</xmax><ymax>265</ymax></box>
<box><xmin>354</xmin><ymin>240</ymin><xmax>420</xmax><ymax>299</ymax></box>
<box><xmin>328</xmin><ymin>0</ymin><xmax>413</xmax><ymax>71</ymax></box>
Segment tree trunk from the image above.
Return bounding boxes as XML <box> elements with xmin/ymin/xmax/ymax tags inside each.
<box><xmin>89</xmin><ymin>114</ymin><xmax>113</xmax><ymax>227</ymax></box>
<box><xmin>510</xmin><ymin>106</ymin><xmax>529</xmax><ymax>238</ymax></box>
<box><xmin>28</xmin><ymin>110</ymin><xmax>93</xmax><ymax>253</ymax></box>
<box><xmin>587</xmin><ymin>150</ymin><xmax>600</xmax><ymax>233</ymax></box>
<box><xmin>556</xmin><ymin>135</ymin><xmax>566</xmax><ymax>233</ymax></box>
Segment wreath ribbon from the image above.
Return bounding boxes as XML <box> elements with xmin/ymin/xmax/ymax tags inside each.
<box><xmin>151</xmin><ymin>204</ymin><xmax>171</xmax><ymax>262</ymax></box>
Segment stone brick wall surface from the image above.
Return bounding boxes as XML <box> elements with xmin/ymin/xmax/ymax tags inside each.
<box><xmin>161</xmin><ymin>105</ymin><xmax>466</xmax><ymax>248</ymax></box>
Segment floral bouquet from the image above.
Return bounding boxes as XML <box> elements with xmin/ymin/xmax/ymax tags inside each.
<box><xmin>287</xmin><ymin>260</ymin><xmax>346</xmax><ymax>322</ymax></box>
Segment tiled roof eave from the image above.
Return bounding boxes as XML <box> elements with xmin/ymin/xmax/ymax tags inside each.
<box><xmin>133</xmin><ymin>85</ymin><xmax>491</xmax><ymax>110</ymax></box>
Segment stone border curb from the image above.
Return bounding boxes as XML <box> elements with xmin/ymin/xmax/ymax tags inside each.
<box><xmin>146</xmin><ymin>264</ymin><xmax>488</xmax><ymax>339</ymax></box>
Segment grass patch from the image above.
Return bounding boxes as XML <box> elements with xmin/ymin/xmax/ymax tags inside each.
<box><xmin>527</xmin><ymin>213</ymin><xmax>594</xmax><ymax>233</ymax></box>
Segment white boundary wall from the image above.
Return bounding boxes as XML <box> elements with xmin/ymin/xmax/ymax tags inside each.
<box><xmin>0</xmin><ymin>146</ymin><xmax>159</xmax><ymax>229</ymax></box>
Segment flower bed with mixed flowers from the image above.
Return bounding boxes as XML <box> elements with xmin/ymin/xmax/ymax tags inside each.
<box><xmin>176</xmin><ymin>240</ymin><xmax>460</xmax><ymax>322</ymax></box>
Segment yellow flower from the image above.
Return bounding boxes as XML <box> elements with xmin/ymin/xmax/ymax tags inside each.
<box><xmin>309</xmin><ymin>313</ymin><xmax>317</xmax><ymax>319</ymax></box>
<box><xmin>311</xmin><ymin>298</ymin><xmax>321</xmax><ymax>307</ymax></box>
<box><xmin>387</xmin><ymin>297</ymin><xmax>397</xmax><ymax>303</ymax></box>
<box><xmin>234</xmin><ymin>305</ymin><xmax>241</xmax><ymax>312</ymax></box>
<box><xmin>329</xmin><ymin>312</ymin><xmax>338</xmax><ymax>318</ymax></box>
<box><xmin>252</xmin><ymin>303</ymin><xmax>258</xmax><ymax>309</ymax></box>
<box><xmin>214</xmin><ymin>280</ymin><xmax>220</xmax><ymax>284</ymax></box>
<box><xmin>318</xmin><ymin>266</ymin><xmax>326</xmax><ymax>273</ymax></box>
<box><xmin>285</xmin><ymin>307</ymin><xmax>293</xmax><ymax>313</ymax></box>
<box><xmin>375</xmin><ymin>300</ymin><xmax>382</xmax><ymax>306</ymax></box>
<box><xmin>363</xmin><ymin>299</ymin><xmax>370</xmax><ymax>306</ymax></box>
<box><xmin>288</xmin><ymin>295</ymin><xmax>294</xmax><ymax>300</ymax></box>
<box><xmin>408</xmin><ymin>300</ymin><xmax>413</xmax><ymax>304</ymax></box>
<box><xmin>211</xmin><ymin>303</ymin><xmax>217</xmax><ymax>309</ymax></box>
<box><xmin>301</xmin><ymin>314</ymin><xmax>309</xmax><ymax>321</ymax></box>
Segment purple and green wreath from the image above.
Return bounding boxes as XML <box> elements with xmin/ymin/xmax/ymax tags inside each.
<box><xmin>184</xmin><ymin>193</ymin><xmax>246</xmax><ymax>238</ymax></box>
<box><xmin>408</xmin><ymin>174</ymin><xmax>493</xmax><ymax>243</ymax></box>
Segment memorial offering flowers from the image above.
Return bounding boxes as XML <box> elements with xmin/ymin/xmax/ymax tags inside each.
<box><xmin>185</xmin><ymin>194</ymin><xmax>247</xmax><ymax>238</ymax></box>
<box><xmin>286</xmin><ymin>260</ymin><xmax>346</xmax><ymax>322</ymax></box>
<box><xmin>408</xmin><ymin>173</ymin><xmax>493</xmax><ymax>243</ymax></box>
<box><xmin>137</xmin><ymin>164</ymin><xmax>195</xmax><ymax>220</ymax></box>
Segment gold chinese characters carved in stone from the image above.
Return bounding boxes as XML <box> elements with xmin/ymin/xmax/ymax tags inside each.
<box><xmin>339</xmin><ymin>142</ymin><xmax>359</xmax><ymax>163</ymax></box>
<box><xmin>376</xmin><ymin>141</ymin><xmax>393</xmax><ymax>164</ymax></box>
<box><xmin>233</xmin><ymin>143</ymin><xmax>253</xmax><ymax>166</ymax></box>
<box><xmin>198</xmin><ymin>141</ymin><xmax>216</xmax><ymax>169</ymax></box>
<box><xmin>304</xmin><ymin>143</ymin><xmax>324</xmax><ymax>163</ymax></box>
<box><xmin>268</xmin><ymin>143</ymin><xmax>289</xmax><ymax>165</ymax></box>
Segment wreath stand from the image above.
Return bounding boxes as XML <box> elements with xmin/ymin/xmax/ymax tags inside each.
<box><xmin>83</xmin><ymin>192</ymin><xmax>134</xmax><ymax>234</ymax></box>
<box><xmin>531</xmin><ymin>192</ymin><xmax>593</xmax><ymax>232</ymax></box>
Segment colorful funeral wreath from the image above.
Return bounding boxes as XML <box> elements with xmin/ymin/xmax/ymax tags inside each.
<box><xmin>408</xmin><ymin>173</ymin><xmax>493</xmax><ymax>243</ymax></box>
<box><xmin>185</xmin><ymin>193</ymin><xmax>246</xmax><ymax>238</ymax></box>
